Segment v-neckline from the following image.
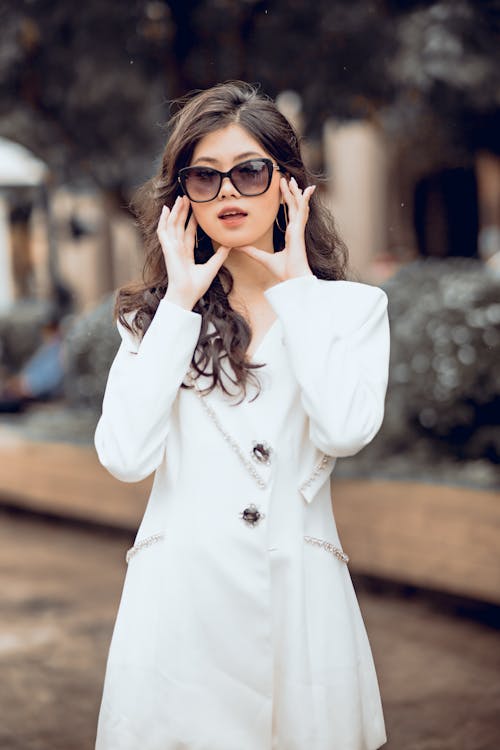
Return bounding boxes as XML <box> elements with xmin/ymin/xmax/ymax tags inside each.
<box><xmin>247</xmin><ymin>317</ymin><xmax>280</xmax><ymax>362</ymax></box>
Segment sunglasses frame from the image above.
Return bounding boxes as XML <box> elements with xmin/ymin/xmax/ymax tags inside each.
<box><xmin>177</xmin><ymin>158</ymin><xmax>284</xmax><ymax>203</ymax></box>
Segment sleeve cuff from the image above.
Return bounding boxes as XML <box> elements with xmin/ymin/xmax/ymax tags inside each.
<box><xmin>156</xmin><ymin>296</ymin><xmax>202</xmax><ymax>323</ymax></box>
<box><xmin>117</xmin><ymin>298</ymin><xmax>202</xmax><ymax>354</ymax></box>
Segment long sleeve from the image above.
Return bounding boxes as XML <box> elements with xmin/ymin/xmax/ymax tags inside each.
<box><xmin>264</xmin><ymin>275</ymin><xmax>390</xmax><ymax>458</ymax></box>
<box><xmin>94</xmin><ymin>298</ymin><xmax>202</xmax><ymax>482</ymax></box>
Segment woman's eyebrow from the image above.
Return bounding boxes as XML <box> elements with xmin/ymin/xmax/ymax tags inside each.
<box><xmin>191</xmin><ymin>151</ymin><xmax>265</xmax><ymax>166</ymax></box>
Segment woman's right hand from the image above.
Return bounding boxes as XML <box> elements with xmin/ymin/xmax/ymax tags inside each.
<box><xmin>157</xmin><ymin>195</ymin><xmax>231</xmax><ymax>310</ymax></box>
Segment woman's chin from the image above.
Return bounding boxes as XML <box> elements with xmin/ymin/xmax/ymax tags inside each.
<box><xmin>206</xmin><ymin>222</ymin><xmax>274</xmax><ymax>251</ymax></box>
<box><xmin>213</xmin><ymin>230</ymin><xmax>258</xmax><ymax>249</ymax></box>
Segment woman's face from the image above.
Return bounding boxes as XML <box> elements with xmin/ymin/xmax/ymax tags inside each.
<box><xmin>187</xmin><ymin>123</ymin><xmax>282</xmax><ymax>253</ymax></box>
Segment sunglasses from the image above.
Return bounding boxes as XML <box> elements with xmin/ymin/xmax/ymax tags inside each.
<box><xmin>177</xmin><ymin>158</ymin><xmax>283</xmax><ymax>203</ymax></box>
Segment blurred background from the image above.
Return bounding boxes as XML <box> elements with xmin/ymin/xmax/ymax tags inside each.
<box><xmin>0</xmin><ymin>1</ymin><xmax>499</xmax><ymax>748</ymax></box>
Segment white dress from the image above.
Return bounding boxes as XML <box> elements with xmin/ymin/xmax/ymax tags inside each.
<box><xmin>94</xmin><ymin>275</ymin><xmax>390</xmax><ymax>750</ymax></box>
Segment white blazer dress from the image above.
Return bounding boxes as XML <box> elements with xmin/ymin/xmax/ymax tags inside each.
<box><xmin>93</xmin><ymin>274</ymin><xmax>390</xmax><ymax>750</ymax></box>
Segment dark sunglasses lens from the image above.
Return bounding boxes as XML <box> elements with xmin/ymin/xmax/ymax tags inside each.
<box><xmin>232</xmin><ymin>160</ymin><xmax>270</xmax><ymax>195</ymax></box>
<box><xmin>183</xmin><ymin>168</ymin><xmax>219</xmax><ymax>201</ymax></box>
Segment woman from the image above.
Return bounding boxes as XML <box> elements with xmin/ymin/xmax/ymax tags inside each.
<box><xmin>94</xmin><ymin>80</ymin><xmax>390</xmax><ymax>750</ymax></box>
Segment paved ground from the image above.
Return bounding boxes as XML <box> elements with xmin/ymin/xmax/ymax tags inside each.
<box><xmin>1</xmin><ymin>508</ymin><xmax>499</xmax><ymax>750</ymax></box>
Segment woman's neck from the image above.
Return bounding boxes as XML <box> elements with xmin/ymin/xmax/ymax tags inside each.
<box><xmin>224</xmin><ymin>247</ymin><xmax>278</xmax><ymax>298</ymax></box>
<box><xmin>215</xmin><ymin>228</ymin><xmax>279</xmax><ymax>298</ymax></box>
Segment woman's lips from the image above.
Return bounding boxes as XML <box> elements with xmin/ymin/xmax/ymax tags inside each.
<box><xmin>218</xmin><ymin>212</ymin><xmax>247</xmax><ymax>226</ymax></box>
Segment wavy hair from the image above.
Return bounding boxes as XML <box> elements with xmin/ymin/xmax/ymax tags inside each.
<box><xmin>116</xmin><ymin>80</ymin><xmax>348</xmax><ymax>400</ymax></box>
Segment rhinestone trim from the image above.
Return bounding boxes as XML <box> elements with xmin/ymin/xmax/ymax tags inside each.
<box><xmin>299</xmin><ymin>453</ymin><xmax>332</xmax><ymax>492</ymax></box>
<box><xmin>125</xmin><ymin>533</ymin><xmax>164</xmax><ymax>564</ymax></box>
<box><xmin>189</xmin><ymin>376</ymin><xmax>267</xmax><ymax>490</ymax></box>
<box><xmin>304</xmin><ymin>535</ymin><xmax>349</xmax><ymax>564</ymax></box>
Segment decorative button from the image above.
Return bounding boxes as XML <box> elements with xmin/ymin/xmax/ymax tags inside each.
<box><xmin>251</xmin><ymin>441</ymin><xmax>272</xmax><ymax>465</ymax></box>
<box><xmin>240</xmin><ymin>504</ymin><xmax>265</xmax><ymax>527</ymax></box>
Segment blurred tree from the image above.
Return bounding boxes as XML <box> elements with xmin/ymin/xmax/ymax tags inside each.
<box><xmin>179</xmin><ymin>0</ymin><xmax>500</xmax><ymax>165</ymax></box>
<box><xmin>0</xmin><ymin>0</ymin><xmax>174</xmax><ymax>193</ymax></box>
<box><xmin>381</xmin><ymin>0</ymin><xmax>500</xmax><ymax>168</ymax></box>
<box><xmin>0</xmin><ymin>0</ymin><xmax>498</xmax><ymax>190</ymax></box>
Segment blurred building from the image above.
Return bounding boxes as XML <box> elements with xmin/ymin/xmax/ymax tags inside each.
<box><xmin>0</xmin><ymin>137</ymin><xmax>49</xmax><ymax>311</ymax></box>
<box><xmin>0</xmin><ymin>137</ymin><xmax>142</xmax><ymax>315</ymax></box>
<box><xmin>51</xmin><ymin>188</ymin><xmax>143</xmax><ymax>311</ymax></box>
<box><xmin>323</xmin><ymin>119</ymin><xmax>500</xmax><ymax>282</ymax></box>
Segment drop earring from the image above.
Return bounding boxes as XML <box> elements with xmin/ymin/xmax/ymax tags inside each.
<box><xmin>275</xmin><ymin>202</ymin><xmax>288</xmax><ymax>233</ymax></box>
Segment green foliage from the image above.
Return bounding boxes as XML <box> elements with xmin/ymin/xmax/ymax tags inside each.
<box><xmin>62</xmin><ymin>294</ymin><xmax>119</xmax><ymax>407</ymax></box>
<box><xmin>378</xmin><ymin>258</ymin><xmax>500</xmax><ymax>465</ymax></box>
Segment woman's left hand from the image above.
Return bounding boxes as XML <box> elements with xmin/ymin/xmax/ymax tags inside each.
<box><xmin>235</xmin><ymin>176</ymin><xmax>316</xmax><ymax>282</ymax></box>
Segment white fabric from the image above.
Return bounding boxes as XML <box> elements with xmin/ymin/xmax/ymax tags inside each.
<box><xmin>94</xmin><ymin>275</ymin><xmax>390</xmax><ymax>750</ymax></box>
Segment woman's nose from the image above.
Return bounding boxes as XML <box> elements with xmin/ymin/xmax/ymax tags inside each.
<box><xmin>218</xmin><ymin>175</ymin><xmax>239</xmax><ymax>199</ymax></box>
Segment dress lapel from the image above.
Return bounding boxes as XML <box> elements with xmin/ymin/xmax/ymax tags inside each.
<box><xmin>184</xmin><ymin>320</ymin><xmax>284</xmax><ymax>488</ymax></box>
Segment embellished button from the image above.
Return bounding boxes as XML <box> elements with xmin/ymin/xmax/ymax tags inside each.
<box><xmin>251</xmin><ymin>441</ymin><xmax>272</xmax><ymax>465</ymax></box>
<box><xmin>240</xmin><ymin>504</ymin><xmax>265</xmax><ymax>527</ymax></box>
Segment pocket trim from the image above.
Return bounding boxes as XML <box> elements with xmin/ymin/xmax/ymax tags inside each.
<box><xmin>125</xmin><ymin>533</ymin><xmax>165</xmax><ymax>564</ymax></box>
<box><xmin>304</xmin><ymin>535</ymin><xmax>349</xmax><ymax>564</ymax></box>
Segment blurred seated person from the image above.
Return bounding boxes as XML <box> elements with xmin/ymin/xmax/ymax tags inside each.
<box><xmin>0</xmin><ymin>317</ymin><xmax>64</xmax><ymax>413</ymax></box>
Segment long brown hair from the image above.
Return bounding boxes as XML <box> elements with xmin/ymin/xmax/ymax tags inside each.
<box><xmin>117</xmin><ymin>80</ymin><xmax>348</xmax><ymax>400</ymax></box>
